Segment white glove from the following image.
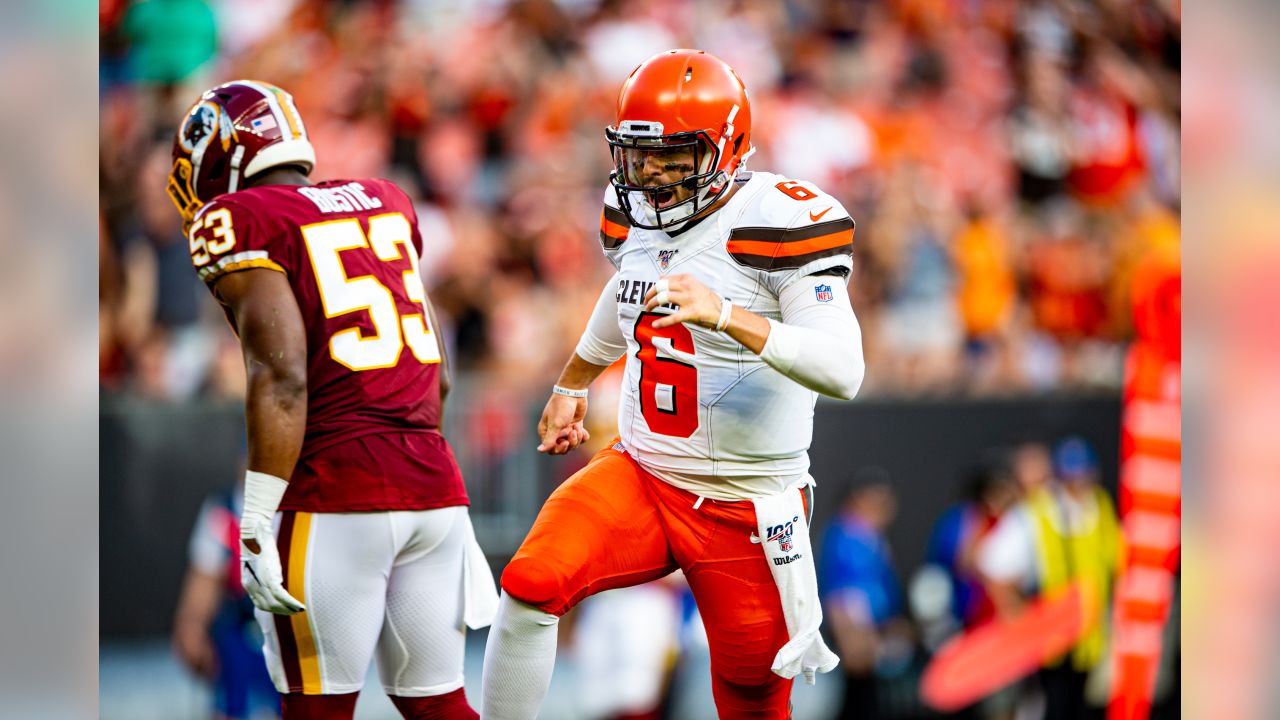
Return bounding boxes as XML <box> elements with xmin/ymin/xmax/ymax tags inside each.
<box><xmin>239</xmin><ymin>471</ymin><xmax>306</xmax><ymax>615</ymax></box>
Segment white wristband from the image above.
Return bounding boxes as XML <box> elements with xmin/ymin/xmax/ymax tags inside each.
<box><xmin>552</xmin><ymin>385</ymin><xmax>589</xmax><ymax>399</ymax></box>
<box><xmin>715</xmin><ymin>297</ymin><xmax>734</xmax><ymax>332</ymax></box>
<box><xmin>242</xmin><ymin>470</ymin><xmax>289</xmax><ymax>526</ymax></box>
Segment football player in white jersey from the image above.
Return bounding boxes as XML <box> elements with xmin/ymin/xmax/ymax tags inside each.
<box><xmin>481</xmin><ymin>50</ymin><xmax>865</xmax><ymax>720</ymax></box>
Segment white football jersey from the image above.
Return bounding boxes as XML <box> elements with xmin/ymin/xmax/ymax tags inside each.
<box><xmin>598</xmin><ymin>171</ymin><xmax>855</xmax><ymax>500</ymax></box>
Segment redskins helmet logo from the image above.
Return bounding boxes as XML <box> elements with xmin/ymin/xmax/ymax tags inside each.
<box><xmin>180</xmin><ymin>103</ymin><xmax>217</xmax><ymax>154</ymax></box>
<box><xmin>179</xmin><ymin>102</ymin><xmax>238</xmax><ymax>155</ymax></box>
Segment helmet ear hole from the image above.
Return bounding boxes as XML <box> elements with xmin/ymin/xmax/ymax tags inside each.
<box><xmin>733</xmin><ymin>133</ymin><xmax>743</xmax><ymax>155</ymax></box>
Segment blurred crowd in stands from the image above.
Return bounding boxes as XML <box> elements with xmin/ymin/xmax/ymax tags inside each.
<box><xmin>98</xmin><ymin>0</ymin><xmax>1180</xmax><ymax>404</ymax></box>
<box><xmin>98</xmin><ymin>3</ymin><xmax>1181</xmax><ymax>717</ymax></box>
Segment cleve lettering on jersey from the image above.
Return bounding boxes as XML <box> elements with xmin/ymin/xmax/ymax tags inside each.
<box><xmin>615</xmin><ymin>277</ymin><xmax>678</xmax><ymax>310</ymax></box>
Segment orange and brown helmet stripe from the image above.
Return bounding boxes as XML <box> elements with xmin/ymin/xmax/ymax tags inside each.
<box><xmin>726</xmin><ymin>217</ymin><xmax>855</xmax><ymax>271</ymax></box>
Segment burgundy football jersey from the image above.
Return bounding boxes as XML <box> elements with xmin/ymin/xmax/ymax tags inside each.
<box><xmin>189</xmin><ymin>178</ymin><xmax>467</xmax><ymax>512</ymax></box>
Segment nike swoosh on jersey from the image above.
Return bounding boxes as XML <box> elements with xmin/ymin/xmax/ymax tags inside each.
<box><xmin>809</xmin><ymin>206</ymin><xmax>833</xmax><ymax>222</ymax></box>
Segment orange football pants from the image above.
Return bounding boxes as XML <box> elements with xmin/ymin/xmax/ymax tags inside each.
<box><xmin>502</xmin><ymin>443</ymin><xmax>805</xmax><ymax>720</ymax></box>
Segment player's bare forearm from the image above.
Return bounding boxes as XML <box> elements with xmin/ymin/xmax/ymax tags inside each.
<box><xmin>424</xmin><ymin>296</ymin><xmax>450</xmax><ymax>410</ymax></box>
<box><xmin>244</xmin><ymin>358</ymin><xmax>307</xmax><ymax>479</ymax></box>
<box><xmin>722</xmin><ymin>305</ymin><xmax>771</xmax><ymax>354</ymax></box>
<box><xmin>556</xmin><ymin>352</ymin><xmax>611</xmax><ymax>389</ymax></box>
<box><xmin>175</xmin><ymin>568</ymin><xmax>222</xmax><ymax>626</ymax></box>
<box><xmin>215</xmin><ymin>269</ymin><xmax>309</xmax><ymax>480</ymax></box>
<box><xmin>826</xmin><ymin>603</ymin><xmax>878</xmax><ymax>673</ymax></box>
<box><xmin>173</xmin><ymin>568</ymin><xmax>222</xmax><ymax>678</ymax></box>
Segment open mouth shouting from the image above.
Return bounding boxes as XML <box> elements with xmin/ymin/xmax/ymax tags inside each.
<box><xmin>650</xmin><ymin>188</ymin><xmax>678</xmax><ymax>208</ymax></box>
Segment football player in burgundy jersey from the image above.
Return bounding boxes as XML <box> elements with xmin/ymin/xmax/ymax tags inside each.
<box><xmin>167</xmin><ymin>81</ymin><xmax>496</xmax><ymax>720</ymax></box>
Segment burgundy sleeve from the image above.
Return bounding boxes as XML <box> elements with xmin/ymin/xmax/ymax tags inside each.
<box><xmin>188</xmin><ymin>196</ymin><xmax>286</xmax><ymax>287</ymax></box>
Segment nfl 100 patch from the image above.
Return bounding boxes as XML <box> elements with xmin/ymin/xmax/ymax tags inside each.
<box><xmin>658</xmin><ymin>249</ymin><xmax>678</xmax><ymax>270</ymax></box>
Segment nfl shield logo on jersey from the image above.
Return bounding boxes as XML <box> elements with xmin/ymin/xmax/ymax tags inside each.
<box><xmin>814</xmin><ymin>284</ymin><xmax>833</xmax><ymax>302</ymax></box>
<box><xmin>658</xmin><ymin>249</ymin><xmax>678</xmax><ymax>270</ymax></box>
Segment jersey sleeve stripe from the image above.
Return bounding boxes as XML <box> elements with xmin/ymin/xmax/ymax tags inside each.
<box><xmin>728</xmin><ymin>243</ymin><xmax>852</xmax><ymax>271</ymax></box>
<box><xmin>601</xmin><ymin>216</ymin><xmax>629</xmax><ymax>240</ymax></box>
<box><xmin>196</xmin><ymin>252</ymin><xmax>287</xmax><ymax>283</ymax></box>
<box><xmin>728</xmin><ymin>216</ymin><xmax>854</xmax><ymax>243</ymax></box>
<box><xmin>603</xmin><ymin>205</ymin><xmax>631</xmax><ymax>228</ymax></box>
<box><xmin>599</xmin><ymin>207</ymin><xmax>631</xmax><ymax>249</ymax></box>
<box><xmin>726</xmin><ymin>228</ymin><xmax>853</xmax><ymax>258</ymax></box>
<box><xmin>726</xmin><ymin>217</ymin><xmax>855</xmax><ymax>270</ymax></box>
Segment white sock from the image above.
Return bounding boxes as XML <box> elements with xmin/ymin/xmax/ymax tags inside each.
<box><xmin>480</xmin><ymin>592</ymin><xmax>560</xmax><ymax>720</ymax></box>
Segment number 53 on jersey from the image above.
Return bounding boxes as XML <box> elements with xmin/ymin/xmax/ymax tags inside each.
<box><xmin>302</xmin><ymin>214</ymin><xmax>441</xmax><ymax>371</ymax></box>
<box><xmin>189</xmin><ymin>206</ymin><xmax>442</xmax><ymax>373</ymax></box>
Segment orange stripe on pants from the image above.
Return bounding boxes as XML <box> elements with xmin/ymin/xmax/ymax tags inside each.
<box><xmin>285</xmin><ymin>512</ymin><xmax>323</xmax><ymax>694</ymax></box>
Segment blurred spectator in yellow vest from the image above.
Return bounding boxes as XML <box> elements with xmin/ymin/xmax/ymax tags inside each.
<box><xmin>978</xmin><ymin>438</ymin><xmax>1122</xmax><ymax>720</ymax></box>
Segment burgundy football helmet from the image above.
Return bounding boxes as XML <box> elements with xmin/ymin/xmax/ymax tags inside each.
<box><xmin>166</xmin><ymin>80</ymin><xmax>316</xmax><ymax>229</ymax></box>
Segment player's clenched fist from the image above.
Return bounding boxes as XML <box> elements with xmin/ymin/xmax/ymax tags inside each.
<box><xmin>643</xmin><ymin>274</ymin><xmax>727</xmax><ymax>330</ymax></box>
<box><xmin>537</xmin><ymin>390</ymin><xmax>590</xmax><ymax>455</ymax></box>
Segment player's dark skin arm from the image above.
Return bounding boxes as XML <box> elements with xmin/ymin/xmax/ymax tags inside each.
<box><xmin>213</xmin><ymin>269</ymin><xmax>308</xmax><ymax>550</ymax></box>
<box><xmin>425</xmin><ymin>296</ymin><xmax>450</xmax><ymax>426</ymax></box>
<box><xmin>212</xmin><ymin>166</ymin><xmax>312</xmax><ymax>480</ymax></box>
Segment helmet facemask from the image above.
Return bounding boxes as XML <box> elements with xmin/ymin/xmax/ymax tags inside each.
<box><xmin>166</xmin><ymin>158</ymin><xmax>204</xmax><ymax>235</ymax></box>
<box><xmin>606</xmin><ymin>125</ymin><xmax>732</xmax><ymax>232</ymax></box>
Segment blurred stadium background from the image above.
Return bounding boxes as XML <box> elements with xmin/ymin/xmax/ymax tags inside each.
<box><xmin>98</xmin><ymin>1</ymin><xmax>1180</xmax><ymax>718</ymax></box>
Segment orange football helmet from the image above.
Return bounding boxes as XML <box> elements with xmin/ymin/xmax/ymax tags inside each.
<box><xmin>606</xmin><ymin>49</ymin><xmax>754</xmax><ymax>231</ymax></box>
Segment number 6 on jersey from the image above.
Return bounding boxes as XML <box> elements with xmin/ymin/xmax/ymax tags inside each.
<box><xmin>303</xmin><ymin>212</ymin><xmax>442</xmax><ymax>371</ymax></box>
<box><xmin>634</xmin><ymin>313</ymin><xmax>699</xmax><ymax>438</ymax></box>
